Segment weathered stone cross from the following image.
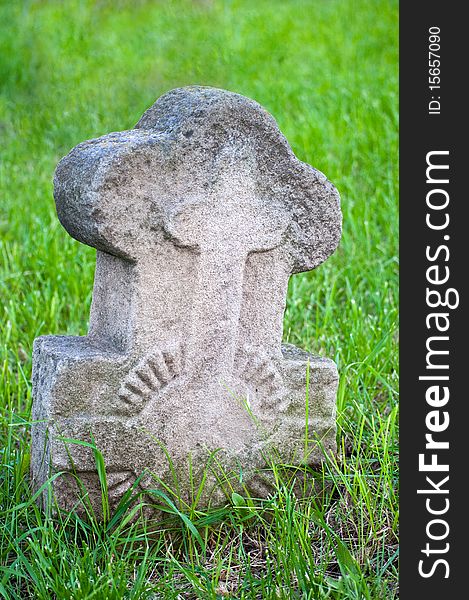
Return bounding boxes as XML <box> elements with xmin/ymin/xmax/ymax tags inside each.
<box><xmin>31</xmin><ymin>87</ymin><xmax>342</xmax><ymax>510</ymax></box>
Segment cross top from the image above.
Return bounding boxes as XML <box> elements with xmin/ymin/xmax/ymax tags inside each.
<box><xmin>55</xmin><ymin>86</ymin><xmax>340</xmax><ymax>270</ymax></box>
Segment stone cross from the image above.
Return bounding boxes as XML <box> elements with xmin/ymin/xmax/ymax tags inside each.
<box><xmin>31</xmin><ymin>87</ymin><xmax>342</xmax><ymax>511</ymax></box>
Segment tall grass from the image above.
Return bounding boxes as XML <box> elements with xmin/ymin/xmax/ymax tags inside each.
<box><xmin>1</xmin><ymin>0</ymin><xmax>398</xmax><ymax>597</ymax></box>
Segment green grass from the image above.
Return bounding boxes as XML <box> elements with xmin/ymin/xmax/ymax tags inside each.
<box><xmin>0</xmin><ymin>0</ymin><xmax>398</xmax><ymax>598</ymax></box>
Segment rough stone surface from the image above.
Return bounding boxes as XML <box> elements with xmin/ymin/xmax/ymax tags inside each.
<box><xmin>31</xmin><ymin>86</ymin><xmax>342</xmax><ymax>512</ymax></box>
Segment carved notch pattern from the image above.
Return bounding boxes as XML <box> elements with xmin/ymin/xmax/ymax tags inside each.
<box><xmin>236</xmin><ymin>345</ymin><xmax>287</xmax><ymax>411</ymax></box>
<box><xmin>117</xmin><ymin>343</ymin><xmax>183</xmax><ymax>415</ymax></box>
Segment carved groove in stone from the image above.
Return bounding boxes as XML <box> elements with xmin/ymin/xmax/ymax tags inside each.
<box><xmin>237</xmin><ymin>345</ymin><xmax>287</xmax><ymax>411</ymax></box>
<box><xmin>107</xmin><ymin>471</ymin><xmax>135</xmax><ymax>496</ymax></box>
<box><xmin>117</xmin><ymin>344</ymin><xmax>183</xmax><ymax>415</ymax></box>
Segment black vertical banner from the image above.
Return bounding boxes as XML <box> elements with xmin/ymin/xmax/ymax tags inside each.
<box><xmin>400</xmin><ymin>2</ymin><xmax>466</xmax><ymax>597</ymax></box>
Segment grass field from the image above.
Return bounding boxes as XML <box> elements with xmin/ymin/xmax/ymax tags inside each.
<box><xmin>0</xmin><ymin>1</ymin><xmax>398</xmax><ymax>598</ymax></box>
